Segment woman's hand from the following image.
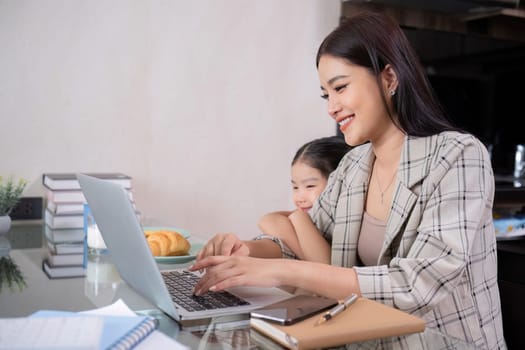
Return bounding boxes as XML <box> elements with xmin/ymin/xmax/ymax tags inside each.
<box><xmin>196</xmin><ymin>233</ymin><xmax>250</xmax><ymax>261</ymax></box>
<box><xmin>189</xmin><ymin>255</ymin><xmax>283</xmax><ymax>295</ymax></box>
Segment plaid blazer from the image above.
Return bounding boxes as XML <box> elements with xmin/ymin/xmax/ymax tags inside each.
<box><xmin>310</xmin><ymin>132</ymin><xmax>506</xmax><ymax>350</ymax></box>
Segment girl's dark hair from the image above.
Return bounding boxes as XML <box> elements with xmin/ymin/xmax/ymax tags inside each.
<box><xmin>316</xmin><ymin>11</ymin><xmax>459</xmax><ymax>136</ymax></box>
<box><xmin>292</xmin><ymin>136</ymin><xmax>352</xmax><ymax>179</ymax></box>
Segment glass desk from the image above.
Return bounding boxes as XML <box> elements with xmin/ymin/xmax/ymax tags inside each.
<box><xmin>1</xmin><ymin>226</ymin><xmax>477</xmax><ymax>350</ymax></box>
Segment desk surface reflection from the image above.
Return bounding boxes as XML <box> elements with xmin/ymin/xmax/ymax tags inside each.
<box><xmin>1</xmin><ymin>242</ymin><xmax>477</xmax><ymax>349</ymax></box>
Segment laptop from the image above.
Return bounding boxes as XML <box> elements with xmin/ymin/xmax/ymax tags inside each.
<box><xmin>77</xmin><ymin>173</ymin><xmax>293</xmax><ymax>327</ymax></box>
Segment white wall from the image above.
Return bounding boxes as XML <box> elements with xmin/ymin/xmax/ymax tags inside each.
<box><xmin>0</xmin><ymin>0</ymin><xmax>340</xmax><ymax>239</ymax></box>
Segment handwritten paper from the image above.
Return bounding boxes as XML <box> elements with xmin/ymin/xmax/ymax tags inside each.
<box><xmin>0</xmin><ymin>316</ymin><xmax>103</xmax><ymax>350</ymax></box>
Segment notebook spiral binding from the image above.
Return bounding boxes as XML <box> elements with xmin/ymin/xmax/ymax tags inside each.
<box><xmin>110</xmin><ymin>317</ymin><xmax>158</xmax><ymax>350</ymax></box>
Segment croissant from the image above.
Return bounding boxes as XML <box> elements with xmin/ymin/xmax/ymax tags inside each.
<box><xmin>144</xmin><ymin>230</ymin><xmax>191</xmax><ymax>256</ymax></box>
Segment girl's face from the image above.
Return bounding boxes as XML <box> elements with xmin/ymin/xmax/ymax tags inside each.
<box><xmin>317</xmin><ymin>55</ymin><xmax>393</xmax><ymax>146</ymax></box>
<box><xmin>291</xmin><ymin>161</ymin><xmax>327</xmax><ymax>212</ymax></box>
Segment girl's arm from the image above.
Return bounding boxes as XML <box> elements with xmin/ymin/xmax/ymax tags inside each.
<box><xmin>196</xmin><ymin>232</ymin><xmax>283</xmax><ymax>260</ymax></box>
<box><xmin>288</xmin><ymin>210</ymin><xmax>331</xmax><ymax>263</ymax></box>
<box><xmin>257</xmin><ymin>211</ymin><xmax>304</xmax><ymax>257</ymax></box>
<box><xmin>258</xmin><ymin>210</ymin><xmax>331</xmax><ymax>263</ymax></box>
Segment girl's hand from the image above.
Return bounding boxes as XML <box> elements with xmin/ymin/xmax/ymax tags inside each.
<box><xmin>189</xmin><ymin>255</ymin><xmax>282</xmax><ymax>295</ymax></box>
<box><xmin>196</xmin><ymin>233</ymin><xmax>249</xmax><ymax>261</ymax></box>
<box><xmin>288</xmin><ymin>208</ymin><xmax>310</xmax><ymax>221</ymax></box>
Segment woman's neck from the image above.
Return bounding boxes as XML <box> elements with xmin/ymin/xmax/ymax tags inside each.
<box><xmin>371</xmin><ymin>127</ymin><xmax>405</xmax><ymax>170</ymax></box>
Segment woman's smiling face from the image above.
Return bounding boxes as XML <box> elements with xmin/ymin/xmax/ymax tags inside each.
<box><xmin>318</xmin><ymin>55</ymin><xmax>392</xmax><ymax>146</ymax></box>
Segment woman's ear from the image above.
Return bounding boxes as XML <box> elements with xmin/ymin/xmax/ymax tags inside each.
<box><xmin>381</xmin><ymin>64</ymin><xmax>398</xmax><ymax>96</ymax></box>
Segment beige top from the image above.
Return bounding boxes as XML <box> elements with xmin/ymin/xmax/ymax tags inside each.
<box><xmin>357</xmin><ymin>211</ymin><xmax>387</xmax><ymax>266</ymax></box>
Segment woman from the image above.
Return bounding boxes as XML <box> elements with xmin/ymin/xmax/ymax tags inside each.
<box><xmin>257</xmin><ymin>136</ymin><xmax>351</xmax><ymax>263</ymax></box>
<box><xmin>191</xmin><ymin>11</ymin><xmax>505</xmax><ymax>349</ymax></box>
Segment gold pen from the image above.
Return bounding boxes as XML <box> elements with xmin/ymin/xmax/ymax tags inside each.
<box><xmin>314</xmin><ymin>293</ymin><xmax>358</xmax><ymax>326</ymax></box>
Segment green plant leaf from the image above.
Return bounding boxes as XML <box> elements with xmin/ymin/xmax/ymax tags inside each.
<box><xmin>0</xmin><ymin>256</ymin><xmax>26</xmax><ymax>293</ymax></box>
<box><xmin>0</xmin><ymin>176</ymin><xmax>27</xmax><ymax>216</ymax></box>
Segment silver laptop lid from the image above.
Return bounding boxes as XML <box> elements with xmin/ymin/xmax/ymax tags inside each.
<box><xmin>77</xmin><ymin>173</ymin><xmax>179</xmax><ymax>319</ymax></box>
<box><xmin>78</xmin><ymin>173</ymin><xmax>293</xmax><ymax>324</ymax></box>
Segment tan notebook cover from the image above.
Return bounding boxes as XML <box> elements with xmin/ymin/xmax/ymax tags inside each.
<box><xmin>250</xmin><ymin>297</ymin><xmax>426</xmax><ymax>350</ymax></box>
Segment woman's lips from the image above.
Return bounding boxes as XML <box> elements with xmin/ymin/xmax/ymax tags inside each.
<box><xmin>338</xmin><ymin>115</ymin><xmax>354</xmax><ymax>133</ymax></box>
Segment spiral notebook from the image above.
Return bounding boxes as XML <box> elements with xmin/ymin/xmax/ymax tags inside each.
<box><xmin>31</xmin><ymin>310</ymin><xmax>157</xmax><ymax>349</ymax></box>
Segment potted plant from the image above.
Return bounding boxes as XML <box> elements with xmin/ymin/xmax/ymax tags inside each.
<box><xmin>0</xmin><ymin>176</ymin><xmax>27</xmax><ymax>230</ymax></box>
<box><xmin>0</xmin><ymin>176</ymin><xmax>27</xmax><ymax>292</ymax></box>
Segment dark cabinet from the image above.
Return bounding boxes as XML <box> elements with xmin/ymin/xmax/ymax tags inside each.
<box><xmin>495</xmin><ymin>187</ymin><xmax>525</xmax><ymax>349</ymax></box>
<box><xmin>498</xmin><ymin>239</ymin><xmax>525</xmax><ymax>350</ymax></box>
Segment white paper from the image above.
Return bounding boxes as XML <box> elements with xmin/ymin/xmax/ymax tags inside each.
<box><xmin>0</xmin><ymin>316</ymin><xmax>103</xmax><ymax>350</ymax></box>
<box><xmin>81</xmin><ymin>299</ymin><xmax>189</xmax><ymax>350</ymax></box>
<box><xmin>80</xmin><ymin>298</ymin><xmax>137</xmax><ymax>317</ymax></box>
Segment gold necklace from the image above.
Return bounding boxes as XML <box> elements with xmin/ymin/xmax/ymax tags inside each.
<box><xmin>374</xmin><ymin>165</ymin><xmax>398</xmax><ymax>205</ymax></box>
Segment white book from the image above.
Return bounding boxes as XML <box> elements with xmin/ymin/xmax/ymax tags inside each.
<box><xmin>44</xmin><ymin>225</ymin><xmax>85</xmax><ymax>244</ymax></box>
<box><xmin>45</xmin><ymin>210</ymin><xmax>83</xmax><ymax>229</ymax></box>
<box><xmin>42</xmin><ymin>259</ymin><xmax>86</xmax><ymax>279</ymax></box>
<box><xmin>47</xmin><ymin>252</ymin><xmax>84</xmax><ymax>266</ymax></box>
<box><xmin>43</xmin><ymin>173</ymin><xmax>132</xmax><ymax>190</ymax></box>
<box><xmin>46</xmin><ymin>190</ymin><xmax>87</xmax><ymax>203</ymax></box>
<box><xmin>47</xmin><ymin>200</ymin><xmax>137</xmax><ymax>216</ymax></box>
<box><xmin>46</xmin><ymin>188</ymin><xmax>134</xmax><ymax>204</ymax></box>
<box><xmin>46</xmin><ymin>201</ymin><xmax>85</xmax><ymax>215</ymax></box>
<box><xmin>47</xmin><ymin>240</ymin><xmax>84</xmax><ymax>254</ymax></box>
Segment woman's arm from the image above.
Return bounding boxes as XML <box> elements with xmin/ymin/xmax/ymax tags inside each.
<box><xmin>190</xmin><ymin>256</ymin><xmax>361</xmax><ymax>300</ymax></box>
<box><xmin>288</xmin><ymin>210</ymin><xmax>331</xmax><ymax>263</ymax></box>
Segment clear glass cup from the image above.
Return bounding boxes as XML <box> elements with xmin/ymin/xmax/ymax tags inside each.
<box><xmin>83</xmin><ymin>204</ymin><xmax>108</xmax><ymax>256</ymax></box>
<box><xmin>84</xmin><ymin>253</ymin><xmax>121</xmax><ymax>306</ymax></box>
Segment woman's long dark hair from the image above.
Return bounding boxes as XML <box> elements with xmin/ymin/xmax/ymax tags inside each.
<box><xmin>316</xmin><ymin>11</ymin><xmax>459</xmax><ymax>136</ymax></box>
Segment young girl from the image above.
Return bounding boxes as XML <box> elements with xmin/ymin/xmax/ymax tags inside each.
<box><xmin>257</xmin><ymin>136</ymin><xmax>351</xmax><ymax>263</ymax></box>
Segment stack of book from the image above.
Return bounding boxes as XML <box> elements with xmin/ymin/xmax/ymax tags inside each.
<box><xmin>42</xmin><ymin>173</ymin><xmax>133</xmax><ymax>279</ymax></box>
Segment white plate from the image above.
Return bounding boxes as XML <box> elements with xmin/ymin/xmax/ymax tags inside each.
<box><xmin>153</xmin><ymin>242</ymin><xmax>204</xmax><ymax>264</ymax></box>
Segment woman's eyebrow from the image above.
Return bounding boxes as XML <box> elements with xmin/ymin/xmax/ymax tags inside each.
<box><xmin>327</xmin><ymin>75</ymin><xmax>349</xmax><ymax>86</ymax></box>
<box><xmin>320</xmin><ymin>75</ymin><xmax>349</xmax><ymax>90</ymax></box>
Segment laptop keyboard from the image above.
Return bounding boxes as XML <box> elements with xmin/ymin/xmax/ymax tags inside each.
<box><xmin>162</xmin><ymin>270</ymin><xmax>250</xmax><ymax>312</ymax></box>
